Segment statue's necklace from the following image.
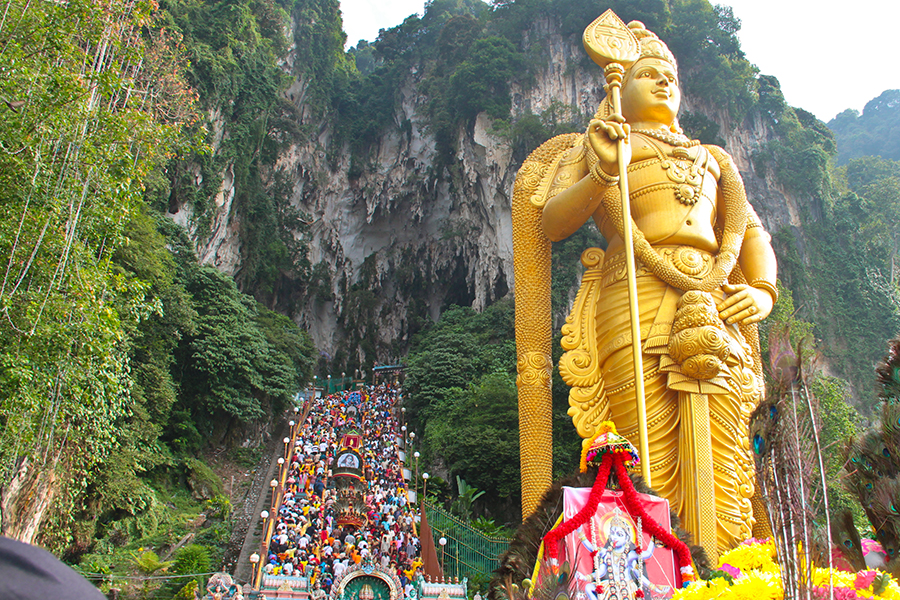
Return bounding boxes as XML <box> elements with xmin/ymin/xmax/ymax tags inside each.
<box><xmin>637</xmin><ymin>134</ymin><xmax>709</xmax><ymax>207</ymax></box>
<box><xmin>631</xmin><ymin>128</ymin><xmax>700</xmax><ymax>148</ymax></box>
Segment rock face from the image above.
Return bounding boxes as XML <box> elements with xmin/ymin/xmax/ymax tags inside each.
<box><xmin>170</xmin><ymin>16</ymin><xmax>805</xmax><ymax>366</ymax></box>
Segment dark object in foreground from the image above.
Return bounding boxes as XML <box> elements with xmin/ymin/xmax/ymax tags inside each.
<box><xmin>0</xmin><ymin>535</ymin><xmax>106</xmax><ymax>600</ymax></box>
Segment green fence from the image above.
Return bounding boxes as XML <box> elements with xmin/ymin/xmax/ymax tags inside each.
<box><xmin>318</xmin><ymin>376</ymin><xmax>356</xmax><ymax>394</ymax></box>
<box><xmin>424</xmin><ymin>503</ymin><xmax>511</xmax><ymax>580</ymax></box>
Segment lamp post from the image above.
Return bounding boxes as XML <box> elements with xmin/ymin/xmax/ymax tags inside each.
<box><xmin>289</xmin><ymin>419</ymin><xmax>295</xmax><ymax>437</ymax></box>
<box><xmin>249</xmin><ymin>552</ymin><xmax>260</xmax><ymax>589</ymax></box>
<box><xmin>283</xmin><ymin>437</ymin><xmax>290</xmax><ymax>460</ymax></box>
<box><xmin>439</xmin><ymin>537</ymin><xmax>447</xmax><ymax>576</ymax></box>
<box><xmin>270</xmin><ymin>479</ymin><xmax>278</xmax><ymax>513</ymax></box>
<box><xmin>401</xmin><ymin>425</ymin><xmax>407</xmax><ymax>448</ymax></box>
<box><xmin>260</xmin><ymin>509</ymin><xmax>270</xmax><ymax>585</ymax></box>
<box><xmin>413</xmin><ymin>451</ymin><xmax>420</xmax><ymax>498</ymax></box>
<box><xmin>422</xmin><ymin>472</ymin><xmax>429</xmax><ymax>501</ymax></box>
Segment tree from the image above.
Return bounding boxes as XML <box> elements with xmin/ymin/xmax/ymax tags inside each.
<box><xmin>0</xmin><ymin>0</ymin><xmax>197</xmax><ymax>544</ymax></box>
<box><xmin>829</xmin><ymin>90</ymin><xmax>900</xmax><ymax>165</ymax></box>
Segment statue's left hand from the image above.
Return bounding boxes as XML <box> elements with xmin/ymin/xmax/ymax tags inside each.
<box><xmin>718</xmin><ymin>283</ymin><xmax>773</xmax><ymax>325</ymax></box>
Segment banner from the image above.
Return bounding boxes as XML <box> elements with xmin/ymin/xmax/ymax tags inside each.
<box><xmin>536</xmin><ymin>487</ymin><xmax>678</xmax><ymax>600</ymax></box>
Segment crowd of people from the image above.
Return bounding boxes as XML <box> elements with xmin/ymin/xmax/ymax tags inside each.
<box><xmin>263</xmin><ymin>383</ymin><xmax>422</xmax><ymax>597</ymax></box>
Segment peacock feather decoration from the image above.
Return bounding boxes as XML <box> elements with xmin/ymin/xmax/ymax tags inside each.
<box><xmin>749</xmin><ymin>324</ymin><xmax>833</xmax><ymax>599</ymax></box>
<box><xmin>842</xmin><ymin>335</ymin><xmax>900</xmax><ymax>573</ymax></box>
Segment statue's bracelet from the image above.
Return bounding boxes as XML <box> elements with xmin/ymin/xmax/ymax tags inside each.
<box><xmin>749</xmin><ymin>279</ymin><xmax>778</xmax><ymax>304</ymax></box>
<box><xmin>589</xmin><ymin>162</ymin><xmax>619</xmax><ymax>187</ymax></box>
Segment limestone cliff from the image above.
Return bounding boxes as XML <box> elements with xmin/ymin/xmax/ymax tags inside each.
<box><xmin>167</xmin><ymin>10</ymin><xmax>817</xmax><ymax>371</ymax></box>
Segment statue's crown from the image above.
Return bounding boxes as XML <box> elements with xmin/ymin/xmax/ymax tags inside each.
<box><xmin>609</xmin><ymin>508</ymin><xmax>632</xmax><ymax>532</ymax></box>
<box><xmin>627</xmin><ymin>20</ymin><xmax>678</xmax><ymax>72</ymax></box>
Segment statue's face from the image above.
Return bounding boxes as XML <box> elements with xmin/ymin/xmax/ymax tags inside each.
<box><xmin>621</xmin><ymin>57</ymin><xmax>680</xmax><ymax>125</ymax></box>
<box><xmin>608</xmin><ymin>525</ymin><xmax>629</xmax><ymax>548</ymax></box>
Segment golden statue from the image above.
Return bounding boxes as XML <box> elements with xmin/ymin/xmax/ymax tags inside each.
<box><xmin>512</xmin><ymin>11</ymin><xmax>777</xmax><ymax>557</ymax></box>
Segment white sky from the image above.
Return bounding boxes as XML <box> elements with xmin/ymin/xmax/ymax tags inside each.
<box><xmin>339</xmin><ymin>0</ymin><xmax>900</xmax><ymax>123</ymax></box>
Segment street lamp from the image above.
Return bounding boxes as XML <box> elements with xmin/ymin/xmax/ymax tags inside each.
<box><xmin>422</xmin><ymin>472</ymin><xmax>429</xmax><ymax>500</ymax></box>
<box><xmin>283</xmin><ymin>437</ymin><xmax>290</xmax><ymax>460</ymax></box>
<box><xmin>250</xmin><ymin>552</ymin><xmax>260</xmax><ymax>589</ymax></box>
<box><xmin>260</xmin><ymin>510</ymin><xmax>270</xmax><ymax>574</ymax></box>
<box><xmin>439</xmin><ymin>537</ymin><xmax>447</xmax><ymax>575</ymax></box>
<box><xmin>413</xmin><ymin>451</ymin><xmax>420</xmax><ymax>497</ymax></box>
<box><xmin>270</xmin><ymin>479</ymin><xmax>278</xmax><ymax>512</ymax></box>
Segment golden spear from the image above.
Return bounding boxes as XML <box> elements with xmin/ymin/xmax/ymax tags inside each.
<box><xmin>582</xmin><ymin>10</ymin><xmax>651</xmax><ymax>485</ymax></box>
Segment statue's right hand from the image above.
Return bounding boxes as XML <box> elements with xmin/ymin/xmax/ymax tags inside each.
<box><xmin>587</xmin><ymin>117</ymin><xmax>631</xmax><ymax>177</ymax></box>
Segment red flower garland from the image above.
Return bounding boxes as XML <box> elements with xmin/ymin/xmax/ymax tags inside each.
<box><xmin>541</xmin><ymin>453</ymin><xmax>694</xmax><ymax>583</ymax></box>
<box><xmin>543</xmin><ymin>453</ymin><xmax>614</xmax><ymax>562</ymax></box>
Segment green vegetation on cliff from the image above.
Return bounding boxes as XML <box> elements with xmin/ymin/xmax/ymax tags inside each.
<box><xmin>0</xmin><ymin>0</ymin><xmax>314</xmax><ymax>571</ymax></box>
<box><xmin>405</xmin><ymin>300</ymin><xmax>576</xmax><ymax>524</ymax></box>
<box><xmin>829</xmin><ymin>90</ymin><xmax>900</xmax><ymax>165</ymax></box>
<box><xmin>754</xmin><ymin>77</ymin><xmax>900</xmax><ymax>407</ymax></box>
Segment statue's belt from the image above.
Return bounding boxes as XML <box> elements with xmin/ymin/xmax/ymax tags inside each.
<box><xmin>600</xmin><ymin>245</ymin><xmax>715</xmax><ymax>288</ymax></box>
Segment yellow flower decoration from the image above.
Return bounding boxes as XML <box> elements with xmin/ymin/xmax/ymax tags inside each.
<box><xmin>881</xmin><ymin>581</ymin><xmax>900</xmax><ymax>600</ymax></box>
<box><xmin>717</xmin><ymin>540</ymin><xmax>778</xmax><ymax>572</ymax></box>
<box><xmin>671</xmin><ymin>577</ymin><xmax>732</xmax><ymax>600</ymax></box>
<box><xmin>726</xmin><ymin>570</ymin><xmax>783</xmax><ymax>600</ymax></box>
<box><xmin>675</xmin><ymin>540</ymin><xmax>900</xmax><ymax>600</ymax></box>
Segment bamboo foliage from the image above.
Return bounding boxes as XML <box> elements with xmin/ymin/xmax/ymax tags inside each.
<box><xmin>0</xmin><ymin>0</ymin><xmax>197</xmax><ymax>541</ymax></box>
